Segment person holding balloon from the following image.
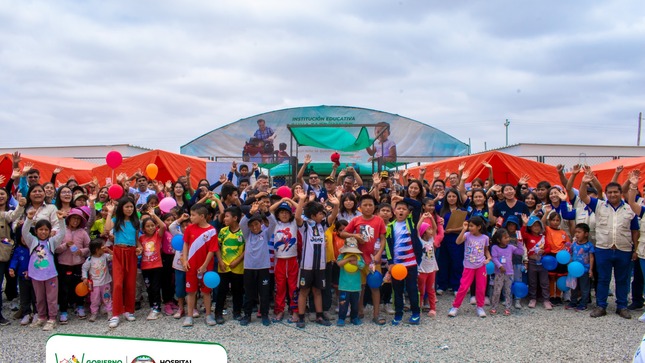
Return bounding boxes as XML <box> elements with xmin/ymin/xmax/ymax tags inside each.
<box><xmin>489</xmin><ymin>228</ymin><xmax>525</xmax><ymax>316</ymax></box>
<box><xmin>541</xmin><ymin>206</ymin><xmax>572</xmax><ymax>306</ymax></box>
<box><xmin>520</xmin><ymin>214</ymin><xmax>552</xmax><ymax>310</ymax></box>
<box><xmin>417</xmin><ymin>214</ymin><xmax>439</xmax><ymax>318</ymax></box>
<box><xmin>336</xmin><ymin>238</ymin><xmax>365</xmax><ymax>326</ymax></box>
<box><xmin>567</xmin><ymin>223</ymin><xmax>595</xmax><ymax>311</ymax></box>
<box><xmin>81</xmin><ymin>238</ymin><xmax>113</xmax><ymax>324</ymax></box>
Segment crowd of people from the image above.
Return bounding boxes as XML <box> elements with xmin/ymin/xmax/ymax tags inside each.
<box><xmin>0</xmin><ymin>150</ymin><xmax>643</xmax><ymax>332</ymax></box>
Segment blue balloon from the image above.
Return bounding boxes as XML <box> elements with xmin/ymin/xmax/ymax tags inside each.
<box><xmin>203</xmin><ymin>271</ymin><xmax>220</xmax><ymax>289</ymax></box>
<box><xmin>367</xmin><ymin>271</ymin><xmax>383</xmax><ymax>289</ymax></box>
<box><xmin>511</xmin><ymin>282</ymin><xmax>529</xmax><ymax>299</ymax></box>
<box><xmin>556</xmin><ymin>276</ymin><xmax>570</xmax><ymax>292</ymax></box>
<box><xmin>568</xmin><ymin>261</ymin><xmax>585</xmax><ymax>278</ymax></box>
<box><xmin>541</xmin><ymin>255</ymin><xmax>558</xmax><ymax>271</ymax></box>
<box><xmin>486</xmin><ymin>261</ymin><xmax>495</xmax><ymax>275</ymax></box>
<box><xmin>556</xmin><ymin>250</ymin><xmax>571</xmax><ymax>265</ymax></box>
<box><xmin>171</xmin><ymin>235</ymin><xmax>184</xmax><ymax>251</ymax></box>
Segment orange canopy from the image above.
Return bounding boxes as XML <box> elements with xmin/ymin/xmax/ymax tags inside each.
<box><xmin>406</xmin><ymin>151</ymin><xmax>561</xmax><ymax>187</ymax></box>
<box><xmin>568</xmin><ymin>156</ymin><xmax>645</xmax><ymax>190</ymax></box>
<box><xmin>91</xmin><ymin>149</ymin><xmax>207</xmax><ymax>187</ymax></box>
<box><xmin>0</xmin><ymin>153</ymin><xmax>95</xmax><ymax>185</ymax></box>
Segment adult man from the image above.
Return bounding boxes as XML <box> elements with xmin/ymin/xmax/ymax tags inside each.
<box><xmin>338</xmin><ymin>166</ymin><xmax>364</xmax><ymax>196</ymax></box>
<box><xmin>128</xmin><ymin>175</ymin><xmax>156</xmax><ymax>207</ymax></box>
<box><xmin>253</xmin><ymin>119</ymin><xmax>276</xmax><ymax>153</ymax></box>
<box><xmin>297</xmin><ymin>154</ymin><xmax>333</xmax><ymax>201</ymax></box>
<box><xmin>579</xmin><ymin>174</ymin><xmax>638</xmax><ymax>319</ymax></box>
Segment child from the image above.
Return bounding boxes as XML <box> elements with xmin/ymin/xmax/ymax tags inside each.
<box><xmin>90</xmin><ymin>207</ymin><xmax>108</xmax><ymax>240</ymax></box>
<box><xmin>521</xmin><ymin>215</ymin><xmax>551</xmax><ymax>310</ymax></box>
<box><xmin>502</xmin><ymin>216</ymin><xmax>527</xmax><ymax>309</ymax></box>
<box><xmin>81</xmin><ymin>239</ymin><xmax>113</xmax><ymax>323</ymax></box>
<box><xmin>336</xmin><ymin>238</ymin><xmax>365</xmax><ymax>326</ymax></box>
<box><xmin>269</xmin><ymin>200</ymin><xmax>299</xmax><ymax>322</ymax></box>
<box><xmin>490</xmin><ymin>228</ymin><xmax>525</xmax><ymax>315</ymax></box>
<box><xmin>160</xmin><ymin>213</ymin><xmax>178</xmax><ymax>316</ymax></box>
<box><xmin>239</xmin><ymin>201</ymin><xmax>277</xmax><ymax>326</ymax></box>
<box><xmin>339</xmin><ymin>194</ymin><xmax>387</xmax><ymax>325</ymax></box>
<box><xmin>9</xmin><ymin>233</ymin><xmax>37</xmax><ymax>326</ymax></box>
<box><xmin>377</xmin><ymin>203</ymin><xmax>395</xmax><ymax>315</ymax></box>
<box><xmin>448</xmin><ymin>216</ymin><xmax>490</xmax><ymax>318</ymax></box>
<box><xmin>139</xmin><ymin>207</ymin><xmax>167</xmax><ymax>320</ymax></box>
<box><xmin>542</xmin><ymin>207</ymin><xmax>571</xmax><ymax>305</ymax></box>
<box><xmin>104</xmin><ymin>198</ymin><xmax>142</xmax><ymax>328</ymax></box>
<box><xmin>386</xmin><ymin>200</ymin><xmax>424</xmax><ymax>325</ymax></box>
<box><xmin>338</xmin><ymin>193</ymin><xmax>361</xmax><ymax>223</ymax></box>
<box><xmin>169</xmin><ymin>213</ymin><xmax>190</xmax><ymax>319</ymax></box>
<box><xmin>22</xmin><ymin>209</ymin><xmax>66</xmax><ymax>331</ymax></box>
<box><xmin>417</xmin><ymin>214</ymin><xmax>439</xmax><ymax>317</ymax></box>
<box><xmin>55</xmin><ymin>208</ymin><xmax>91</xmax><ymax>323</ymax></box>
<box><xmin>181</xmin><ymin>204</ymin><xmax>222</xmax><ymax>327</ymax></box>
<box><xmin>567</xmin><ymin>223</ymin><xmax>594</xmax><ymax>311</ymax></box>
<box><xmin>215</xmin><ymin>206</ymin><xmax>245</xmax><ymax>324</ymax></box>
<box><xmin>294</xmin><ymin>190</ymin><xmax>339</xmax><ymax>328</ymax></box>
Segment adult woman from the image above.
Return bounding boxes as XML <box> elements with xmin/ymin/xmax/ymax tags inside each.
<box><xmin>54</xmin><ymin>186</ymin><xmax>73</xmax><ymax>215</ymax></box>
<box><xmin>170</xmin><ymin>182</ymin><xmax>189</xmax><ymax>214</ymax></box>
<box><xmin>0</xmin><ymin>188</ymin><xmax>25</xmax><ymax>325</ymax></box>
<box><xmin>25</xmin><ymin>184</ymin><xmax>59</xmax><ymax>233</ymax></box>
<box><xmin>436</xmin><ymin>188</ymin><xmax>466</xmax><ymax>295</ymax></box>
<box><xmin>43</xmin><ymin>182</ymin><xmax>56</xmax><ymax>205</ymax></box>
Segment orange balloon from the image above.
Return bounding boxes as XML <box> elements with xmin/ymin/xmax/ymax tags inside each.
<box><xmin>391</xmin><ymin>264</ymin><xmax>408</xmax><ymax>280</ymax></box>
<box><xmin>75</xmin><ymin>282</ymin><xmax>89</xmax><ymax>297</ymax></box>
<box><xmin>146</xmin><ymin>163</ymin><xmax>158</xmax><ymax>179</ymax></box>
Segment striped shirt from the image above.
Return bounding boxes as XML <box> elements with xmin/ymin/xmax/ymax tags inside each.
<box><xmin>393</xmin><ymin>221</ymin><xmax>416</xmax><ymax>267</ymax></box>
<box><xmin>184</xmin><ymin>224</ymin><xmax>219</xmax><ymax>268</ymax></box>
<box><xmin>299</xmin><ymin>219</ymin><xmax>327</xmax><ymax>271</ymax></box>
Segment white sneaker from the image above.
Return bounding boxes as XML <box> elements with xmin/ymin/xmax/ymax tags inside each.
<box><xmin>514</xmin><ymin>299</ymin><xmax>522</xmax><ymax>309</ymax></box>
<box><xmin>448</xmin><ymin>307</ymin><xmax>459</xmax><ymax>317</ymax></box>
<box><xmin>123</xmin><ymin>312</ymin><xmax>136</xmax><ymax>322</ymax></box>
<box><xmin>147</xmin><ymin>309</ymin><xmax>161</xmax><ymax>320</ymax></box>
<box><xmin>385</xmin><ymin>304</ymin><xmax>395</xmax><ymax>315</ymax></box>
<box><xmin>469</xmin><ymin>296</ymin><xmax>476</xmax><ymax>305</ymax></box>
<box><xmin>476</xmin><ymin>307</ymin><xmax>487</xmax><ymax>318</ymax></box>
<box><xmin>108</xmin><ymin>316</ymin><xmax>120</xmax><ymax>328</ymax></box>
<box><xmin>20</xmin><ymin>314</ymin><xmax>32</xmax><ymax>326</ymax></box>
<box><xmin>638</xmin><ymin>312</ymin><xmax>645</xmax><ymax>323</ymax></box>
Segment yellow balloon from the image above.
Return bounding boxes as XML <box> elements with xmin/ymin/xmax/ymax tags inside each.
<box><xmin>344</xmin><ymin>263</ymin><xmax>358</xmax><ymax>273</ymax></box>
<box><xmin>146</xmin><ymin>163</ymin><xmax>158</xmax><ymax>179</ymax></box>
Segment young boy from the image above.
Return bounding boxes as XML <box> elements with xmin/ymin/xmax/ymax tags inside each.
<box><xmin>294</xmin><ymin>190</ymin><xmax>339</xmax><ymax>328</ymax></box>
<box><xmin>239</xmin><ymin>202</ymin><xmax>277</xmax><ymax>326</ymax></box>
<box><xmin>385</xmin><ymin>199</ymin><xmax>423</xmax><ymax>325</ymax></box>
<box><xmin>180</xmin><ymin>204</ymin><xmax>223</xmax><ymax>327</ymax></box>
<box><xmin>340</xmin><ymin>194</ymin><xmax>387</xmax><ymax>325</ymax></box>
<box><xmin>336</xmin><ymin>238</ymin><xmax>365</xmax><ymax>326</ymax></box>
<box><xmin>568</xmin><ymin>223</ymin><xmax>595</xmax><ymax>311</ymax></box>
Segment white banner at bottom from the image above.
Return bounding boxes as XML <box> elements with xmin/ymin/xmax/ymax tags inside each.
<box><xmin>46</xmin><ymin>334</ymin><xmax>227</xmax><ymax>363</ymax></box>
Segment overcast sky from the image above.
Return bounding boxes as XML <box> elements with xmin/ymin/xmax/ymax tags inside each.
<box><xmin>1</xmin><ymin>1</ymin><xmax>643</xmax><ymax>154</ymax></box>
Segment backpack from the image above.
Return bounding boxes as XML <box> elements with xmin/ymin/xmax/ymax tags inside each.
<box><xmin>0</xmin><ymin>216</ymin><xmax>15</xmax><ymax>262</ymax></box>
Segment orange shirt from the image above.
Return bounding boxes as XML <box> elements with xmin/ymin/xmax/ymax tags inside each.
<box><xmin>545</xmin><ymin>226</ymin><xmax>570</xmax><ymax>253</ymax></box>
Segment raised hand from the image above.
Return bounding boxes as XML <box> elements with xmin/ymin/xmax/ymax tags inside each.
<box><xmin>252</xmin><ymin>163</ymin><xmax>259</xmax><ymax>170</ymax></box>
<box><xmin>392</xmin><ymin>171</ymin><xmax>400</xmax><ymax>180</ymax></box>
<box><xmin>557</xmin><ymin>190</ymin><xmax>568</xmax><ymax>201</ymax></box>
<box><xmin>17</xmin><ymin>193</ymin><xmax>26</xmax><ymax>207</ymax></box>
<box><xmin>629</xmin><ymin>171</ymin><xmax>640</xmax><ymax>186</ymax></box>
<box><xmin>402</xmin><ymin>169</ymin><xmax>409</xmax><ymax>178</ymax></box>
<box><xmin>0</xmin><ymin>175</ymin><xmax>4</xmax><ymax>186</ymax></box>
<box><xmin>571</xmin><ymin>164</ymin><xmax>582</xmax><ymax>174</ymax></box>
<box><xmin>372</xmin><ymin>173</ymin><xmax>381</xmax><ymax>185</ymax></box>
<box><xmin>556</xmin><ymin>164</ymin><xmax>564</xmax><ymax>173</ymax></box>
<box><xmin>518</xmin><ymin>174</ymin><xmax>530</xmax><ymax>185</ymax></box>
<box><xmin>521</xmin><ymin>214</ymin><xmax>529</xmax><ymax>225</ymax></box>
<box><xmin>165</xmin><ymin>180</ymin><xmax>172</xmax><ymax>190</ymax></box>
<box><xmin>481</xmin><ymin>161</ymin><xmax>492</xmax><ymax>169</ymax></box>
<box><xmin>231</xmin><ymin>161</ymin><xmax>237</xmax><ymax>172</ymax></box>
<box><xmin>27</xmin><ymin>209</ymin><xmax>36</xmax><ymax>220</ymax></box>
<box><xmin>304</xmin><ymin>154</ymin><xmax>312</xmax><ymax>164</ymax></box>
<box><xmin>327</xmin><ymin>194</ymin><xmax>340</xmax><ymax>206</ymax></box>
<box><xmin>186</xmin><ymin>167</ymin><xmax>191</xmax><ymax>174</ymax></box>
<box><xmin>53</xmin><ymin>167</ymin><xmax>63</xmax><ymax>174</ymax></box>
<box><xmin>12</xmin><ymin>151</ymin><xmax>21</xmax><ymax>166</ymax></box>
<box><xmin>433</xmin><ymin>168</ymin><xmax>441</xmax><ymax>180</ymax></box>
<box><xmin>487</xmin><ymin>197</ymin><xmax>495</xmax><ymax>209</ymax></box>
<box><xmin>106</xmin><ymin>202</ymin><xmax>115</xmax><ymax>214</ymax></box>
<box><xmin>444</xmin><ymin>169</ymin><xmax>450</xmax><ymax>179</ymax></box>
<box><xmin>56</xmin><ymin>210</ymin><xmax>67</xmax><ymax>219</ymax></box>
<box><xmin>419</xmin><ymin>167</ymin><xmax>426</xmax><ymax>178</ymax></box>
<box><xmin>458</xmin><ymin>162</ymin><xmax>466</xmax><ymax>172</ymax></box>
<box><xmin>461</xmin><ymin>170</ymin><xmax>470</xmax><ymax>181</ymax></box>
<box><xmin>22</xmin><ymin>163</ymin><xmax>33</xmax><ymax>175</ymax></box>
<box><xmin>462</xmin><ymin>221</ymin><xmax>469</xmax><ymax>230</ymax></box>
<box><xmin>219</xmin><ymin>174</ymin><xmax>227</xmax><ymax>184</ymax></box>
<box><xmin>11</xmin><ymin>168</ymin><xmax>21</xmax><ymax>180</ymax></box>
<box><xmin>616</xmin><ymin>165</ymin><xmax>624</xmax><ymax>174</ymax></box>
<box><xmin>581</xmin><ymin>173</ymin><xmax>594</xmax><ymax>184</ymax></box>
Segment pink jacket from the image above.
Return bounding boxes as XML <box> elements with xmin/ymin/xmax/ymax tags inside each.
<box><xmin>55</xmin><ymin>227</ymin><xmax>90</xmax><ymax>266</ymax></box>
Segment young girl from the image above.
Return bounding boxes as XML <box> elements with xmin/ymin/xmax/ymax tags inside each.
<box><xmin>338</xmin><ymin>193</ymin><xmax>361</xmax><ymax>223</ymax></box>
<box><xmin>139</xmin><ymin>206</ymin><xmax>167</xmax><ymax>320</ymax></box>
<box><xmin>270</xmin><ymin>199</ymin><xmax>299</xmax><ymax>322</ymax></box>
<box><xmin>81</xmin><ymin>238</ymin><xmax>113</xmax><ymax>323</ymax></box>
<box><xmin>169</xmin><ymin>213</ymin><xmax>191</xmax><ymax>319</ymax></box>
<box><xmin>55</xmin><ymin>208</ymin><xmax>91</xmax><ymax>323</ymax></box>
<box><xmin>521</xmin><ymin>215</ymin><xmax>551</xmax><ymax>310</ymax></box>
<box><xmin>22</xmin><ymin>209</ymin><xmax>66</xmax><ymax>331</ymax></box>
<box><xmin>417</xmin><ymin>213</ymin><xmax>439</xmax><ymax>317</ymax></box>
<box><xmin>502</xmin><ymin>216</ymin><xmax>527</xmax><ymax>309</ymax></box>
<box><xmin>215</xmin><ymin>206</ymin><xmax>245</xmax><ymax>324</ymax></box>
<box><xmin>160</xmin><ymin>213</ymin><xmax>178</xmax><ymax>316</ymax></box>
<box><xmin>490</xmin><ymin>228</ymin><xmax>525</xmax><ymax>316</ymax></box>
<box><xmin>377</xmin><ymin>203</ymin><xmax>394</xmax><ymax>315</ymax></box>
<box><xmin>542</xmin><ymin>208</ymin><xmax>571</xmax><ymax>305</ymax></box>
<box><xmin>104</xmin><ymin>198</ymin><xmax>142</xmax><ymax>328</ymax></box>
<box><xmin>448</xmin><ymin>216</ymin><xmax>490</xmax><ymax>318</ymax></box>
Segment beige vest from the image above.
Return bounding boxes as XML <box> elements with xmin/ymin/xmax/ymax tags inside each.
<box><xmin>574</xmin><ymin>198</ymin><xmax>596</xmax><ymax>245</ymax></box>
<box><xmin>594</xmin><ymin>200</ymin><xmax>635</xmax><ymax>252</ymax></box>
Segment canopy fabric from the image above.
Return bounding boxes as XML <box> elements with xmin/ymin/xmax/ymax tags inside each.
<box><xmin>268</xmin><ymin>162</ymin><xmax>379</xmax><ymax>177</ymax></box>
<box><xmin>567</xmin><ymin>156</ymin><xmax>645</xmax><ymax>190</ymax></box>
<box><xmin>92</xmin><ymin>149</ymin><xmax>207</xmax><ymax>187</ymax></box>
<box><xmin>405</xmin><ymin>151</ymin><xmax>561</xmax><ymax>187</ymax></box>
<box><xmin>0</xmin><ymin>153</ymin><xmax>95</xmax><ymax>185</ymax></box>
<box><xmin>290</xmin><ymin>126</ymin><xmax>374</xmax><ymax>152</ymax></box>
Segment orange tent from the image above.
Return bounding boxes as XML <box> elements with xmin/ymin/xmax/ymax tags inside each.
<box><xmin>568</xmin><ymin>156</ymin><xmax>645</xmax><ymax>190</ymax></box>
<box><xmin>0</xmin><ymin>153</ymin><xmax>95</xmax><ymax>185</ymax></box>
<box><xmin>91</xmin><ymin>149</ymin><xmax>207</xmax><ymax>187</ymax></box>
<box><xmin>405</xmin><ymin>151</ymin><xmax>561</xmax><ymax>187</ymax></box>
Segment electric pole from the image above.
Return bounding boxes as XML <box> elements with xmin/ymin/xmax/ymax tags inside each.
<box><xmin>504</xmin><ymin>119</ymin><xmax>510</xmax><ymax>146</ymax></box>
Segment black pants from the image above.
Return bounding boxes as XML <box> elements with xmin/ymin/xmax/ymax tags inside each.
<box><xmin>18</xmin><ymin>278</ymin><xmax>36</xmax><ymax>317</ymax></box>
<box><xmin>58</xmin><ymin>264</ymin><xmax>83</xmax><ymax>312</ymax></box>
<box><xmin>392</xmin><ymin>265</ymin><xmax>420</xmax><ymax>318</ymax></box>
<box><xmin>216</xmin><ymin>272</ymin><xmax>244</xmax><ymax>316</ymax></box>
<box><xmin>142</xmin><ymin>268</ymin><xmax>163</xmax><ymax>309</ymax></box>
<box><xmin>243</xmin><ymin>269</ymin><xmax>271</xmax><ymax>317</ymax></box>
<box><xmin>160</xmin><ymin>253</ymin><xmax>175</xmax><ymax>304</ymax></box>
<box><xmin>632</xmin><ymin>260</ymin><xmax>644</xmax><ymax>306</ymax></box>
<box><xmin>338</xmin><ymin>290</ymin><xmax>360</xmax><ymax>320</ymax></box>
<box><xmin>1</xmin><ymin>261</ymin><xmax>18</xmax><ymax>302</ymax></box>
<box><xmin>322</xmin><ymin>262</ymin><xmax>333</xmax><ymax>311</ymax></box>
<box><xmin>381</xmin><ymin>282</ymin><xmax>392</xmax><ymax>304</ymax></box>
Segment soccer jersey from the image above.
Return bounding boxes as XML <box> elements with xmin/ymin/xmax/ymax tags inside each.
<box><xmin>183</xmin><ymin>224</ymin><xmax>219</xmax><ymax>269</ymax></box>
<box><xmin>218</xmin><ymin>226</ymin><xmax>245</xmax><ymax>274</ymax></box>
<box><xmin>299</xmin><ymin>219</ymin><xmax>327</xmax><ymax>271</ymax></box>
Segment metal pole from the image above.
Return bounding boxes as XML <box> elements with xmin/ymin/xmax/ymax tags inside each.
<box><xmin>638</xmin><ymin>112</ymin><xmax>642</xmax><ymax>146</ymax></box>
<box><xmin>504</xmin><ymin>119</ymin><xmax>510</xmax><ymax>146</ymax></box>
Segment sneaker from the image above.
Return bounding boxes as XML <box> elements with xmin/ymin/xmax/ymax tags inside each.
<box><xmin>215</xmin><ymin>315</ymin><xmax>225</xmax><ymax>324</ymax></box>
<box><xmin>575</xmin><ymin>306</ymin><xmax>588</xmax><ymax>312</ymax></box>
<box><xmin>428</xmin><ymin>310</ymin><xmax>436</xmax><ymax>318</ymax></box>
<box><xmin>10</xmin><ymin>301</ymin><xmax>19</xmax><ymax>311</ymax></box>
<box><xmin>108</xmin><ymin>316</ymin><xmax>120</xmax><ymax>328</ymax></box>
<box><xmin>436</xmin><ymin>289</ymin><xmax>444</xmax><ymax>296</ymax></box>
<box><xmin>163</xmin><ymin>304</ymin><xmax>175</xmax><ymax>316</ymax></box>
<box><xmin>12</xmin><ymin>309</ymin><xmax>23</xmax><ymax>320</ymax></box>
<box><xmin>262</xmin><ymin>316</ymin><xmax>271</xmax><ymax>326</ymax></box>
<box><xmin>89</xmin><ymin>314</ymin><xmax>97</xmax><ymax>322</ymax></box>
<box><xmin>182</xmin><ymin>317</ymin><xmax>194</xmax><ymax>327</ymax></box>
<box><xmin>42</xmin><ymin>320</ymin><xmax>55</xmax><ymax>331</ymax></box>
<box><xmin>565</xmin><ymin>304</ymin><xmax>576</xmax><ymax>310</ymax></box>
<box><xmin>589</xmin><ymin>307</ymin><xmax>606</xmax><ymax>318</ymax></box>
<box><xmin>392</xmin><ymin>316</ymin><xmax>402</xmax><ymax>326</ymax></box>
<box><xmin>422</xmin><ymin>303</ymin><xmax>430</xmax><ymax>312</ymax></box>
<box><xmin>351</xmin><ymin>318</ymin><xmax>362</xmax><ymax>326</ymax></box>
<box><xmin>476</xmin><ymin>307</ymin><xmax>487</xmax><ymax>318</ymax></box>
<box><xmin>447</xmin><ymin>307</ymin><xmax>458</xmax><ymax>317</ymax></box>
<box><xmin>147</xmin><ymin>309</ymin><xmax>161</xmax><ymax>320</ymax></box>
<box><xmin>123</xmin><ymin>312</ymin><xmax>136</xmax><ymax>322</ymax></box>
<box><xmin>528</xmin><ymin>300</ymin><xmax>537</xmax><ymax>308</ymax></box>
<box><xmin>616</xmin><ymin>308</ymin><xmax>631</xmax><ymax>319</ymax></box>
<box><xmin>514</xmin><ymin>299</ymin><xmax>521</xmax><ymax>309</ymax></box>
<box><xmin>0</xmin><ymin>316</ymin><xmax>9</xmax><ymax>326</ymax></box>
<box><xmin>20</xmin><ymin>314</ymin><xmax>32</xmax><ymax>326</ymax></box>
<box><xmin>484</xmin><ymin>297</ymin><xmax>491</xmax><ymax>306</ymax></box>
<box><xmin>173</xmin><ymin>309</ymin><xmax>184</xmax><ymax>319</ymax></box>
<box><xmin>337</xmin><ymin>319</ymin><xmax>345</xmax><ymax>326</ymax></box>
<box><xmin>543</xmin><ymin>301</ymin><xmax>553</xmax><ymax>310</ymax></box>
<box><xmin>385</xmin><ymin>304</ymin><xmax>395</xmax><ymax>315</ymax></box>
<box><xmin>233</xmin><ymin>313</ymin><xmax>243</xmax><ymax>321</ymax></box>
<box><xmin>315</xmin><ymin>317</ymin><xmax>332</xmax><ymax>326</ymax></box>
<box><xmin>239</xmin><ymin>316</ymin><xmax>251</xmax><ymax>326</ymax></box>
<box><xmin>30</xmin><ymin>318</ymin><xmax>46</xmax><ymax>328</ymax></box>
<box><xmin>638</xmin><ymin>311</ymin><xmax>645</xmax><ymax>322</ymax></box>
<box><xmin>469</xmin><ymin>296</ymin><xmax>476</xmax><ymax>305</ymax></box>
<box><xmin>206</xmin><ymin>315</ymin><xmax>217</xmax><ymax>326</ymax></box>
<box><xmin>59</xmin><ymin>312</ymin><xmax>68</xmax><ymax>325</ymax></box>
<box><xmin>76</xmin><ymin>306</ymin><xmax>86</xmax><ymax>319</ymax></box>
<box><xmin>629</xmin><ymin>303</ymin><xmax>645</xmax><ymax>311</ymax></box>
<box><xmin>408</xmin><ymin>314</ymin><xmax>420</xmax><ymax>325</ymax></box>
<box><xmin>296</xmin><ymin>319</ymin><xmax>305</xmax><ymax>329</ymax></box>
<box><xmin>192</xmin><ymin>310</ymin><xmax>200</xmax><ymax>318</ymax></box>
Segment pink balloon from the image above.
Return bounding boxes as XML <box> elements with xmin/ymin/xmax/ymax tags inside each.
<box><xmin>106</xmin><ymin>151</ymin><xmax>123</xmax><ymax>169</ymax></box>
<box><xmin>276</xmin><ymin>186</ymin><xmax>292</xmax><ymax>199</ymax></box>
<box><xmin>108</xmin><ymin>185</ymin><xmax>124</xmax><ymax>200</ymax></box>
<box><xmin>159</xmin><ymin>197</ymin><xmax>177</xmax><ymax>213</ymax></box>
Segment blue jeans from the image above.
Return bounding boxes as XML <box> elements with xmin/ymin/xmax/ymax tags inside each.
<box><xmin>595</xmin><ymin>248</ymin><xmax>631</xmax><ymax>310</ymax></box>
<box><xmin>338</xmin><ymin>290</ymin><xmax>360</xmax><ymax>320</ymax></box>
<box><xmin>392</xmin><ymin>265</ymin><xmax>420</xmax><ymax>318</ymax></box>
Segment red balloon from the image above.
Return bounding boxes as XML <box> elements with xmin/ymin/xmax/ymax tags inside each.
<box><xmin>108</xmin><ymin>185</ymin><xmax>124</xmax><ymax>200</ymax></box>
<box><xmin>276</xmin><ymin>186</ymin><xmax>292</xmax><ymax>199</ymax></box>
<box><xmin>106</xmin><ymin>151</ymin><xmax>123</xmax><ymax>169</ymax></box>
